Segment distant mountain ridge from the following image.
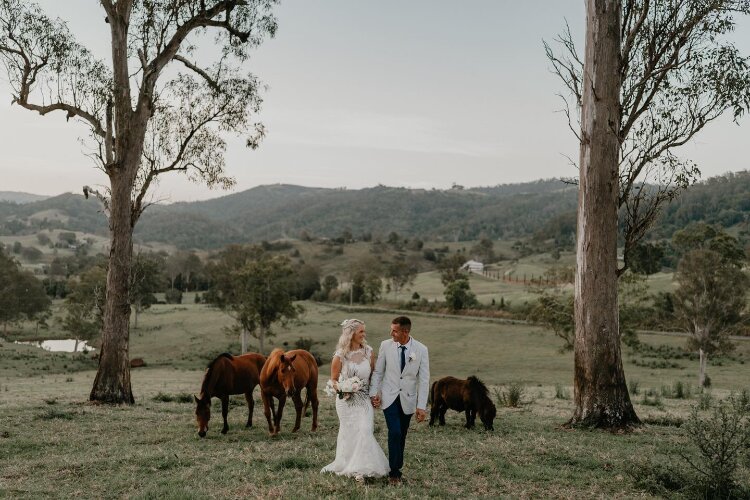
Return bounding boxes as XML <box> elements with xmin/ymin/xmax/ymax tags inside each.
<box><xmin>1</xmin><ymin>173</ymin><xmax>749</xmax><ymax>249</ymax></box>
<box><xmin>0</xmin><ymin>191</ymin><xmax>49</xmax><ymax>204</ymax></box>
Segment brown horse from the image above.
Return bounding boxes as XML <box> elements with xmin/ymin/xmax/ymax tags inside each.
<box><xmin>259</xmin><ymin>348</ymin><xmax>319</xmax><ymax>436</ymax></box>
<box><xmin>429</xmin><ymin>376</ymin><xmax>496</xmax><ymax>431</ymax></box>
<box><xmin>194</xmin><ymin>352</ymin><xmax>266</xmax><ymax>438</ymax></box>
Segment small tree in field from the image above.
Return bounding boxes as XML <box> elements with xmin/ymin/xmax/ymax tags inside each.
<box><xmin>129</xmin><ymin>253</ymin><xmax>163</xmax><ymax>329</ymax></box>
<box><xmin>672</xmin><ymin>227</ymin><xmax>749</xmax><ymax>387</ymax></box>
<box><xmin>0</xmin><ymin>248</ymin><xmax>50</xmax><ymax>334</ymax></box>
<box><xmin>62</xmin><ymin>266</ymin><xmax>107</xmax><ymax>352</ymax></box>
<box><xmin>0</xmin><ymin>0</ymin><xmax>277</xmax><ymax>403</ymax></box>
<box><xmin>444</xmin><ymin>279</ymin><xmax>478</xmax><ymax>312</ymax></box>
<box><xmin>207</xmin><ymin>245</ymin><xmax>301</xmax><ymax>354</ymax></box>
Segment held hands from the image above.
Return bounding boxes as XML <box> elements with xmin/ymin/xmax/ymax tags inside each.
<box><xmin>370</xmin><ymin>395</ymin><xmax>381</xmax><ymax>408</ymax></box>
<box><xmin>415</xmin><ymin>408</ymin><xmax>426</xmax><ymax>423</ymax></box>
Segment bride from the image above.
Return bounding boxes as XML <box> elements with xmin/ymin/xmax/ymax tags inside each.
<box><xmin>321</xmin><ymin>319</ymin><xmax>389</xmax><ymax>481</ymax></box>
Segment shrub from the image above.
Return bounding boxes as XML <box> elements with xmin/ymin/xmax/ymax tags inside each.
<box><xmin>641</xmin><ymin>391</ymin><xmax>663</xmax><ymax>408</ymax></box>
<box><xmin>628</xmin><ymin>379</ymin><xmax>640</xmax><ymax>396</ymax></box>
<box><xmin>152</xmin><ymin>392</ymin><xmax>193</xmax><ymax>403</ymax></box>
<box><xmin>294</xmin><ymin>337</ymin><xmax>315</xmax><ymax>351</ymax></box>
<box><xmin>495</xmin><ymin>384</ymin><xmax>524</xmax><ymax>408</ymax></box>
<box><xmin>673</xmin><ymin>380</ymin><xmax>691</xmax><ymax>399</ymax></box>
<box><xmin>681</xmin><ymin>396</ymin><xmax>750</xmax><ymax>498</ymax></box>
<box><xmin>554</xmin><ymin>383</ymin><xmax>570</xmax><ymax>400</ymax></box>
<box><xmin>627</xmin><ymin>459</ymin><xmax>690</xmax><ymax>496</ymax></box>
<box><xmin>165</xmin><ymin>288</ymin><xmax>182</xmax><ymax>304</ymax></box>
<box><xmin>698</xmin><ymin>392</ymin><xmax>713</xmax><ymax>411</ymax></box>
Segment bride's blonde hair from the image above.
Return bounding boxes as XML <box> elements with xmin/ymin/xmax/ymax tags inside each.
<box><xmin>336</xmin><ymin>318</ymin><xmax>367</xmax><ymax>358</ymax></box>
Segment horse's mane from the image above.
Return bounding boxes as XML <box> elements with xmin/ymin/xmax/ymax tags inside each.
<box><xmin>467</xmin><ymin>376</ymin><xmax>491</xmax><ymax>403</ymax></box>
<box><xmin>200</xmin><ymin>353</ymin><xmax>233</xmax><ymax>397</ymax></box>
<box><xmin>264</xmin><ymin>348</ymin><xmax>285</xmax><ymax>374</ymax></box>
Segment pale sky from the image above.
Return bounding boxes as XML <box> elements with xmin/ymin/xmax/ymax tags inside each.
<box><xmin>1</xmin><ymin>1</ymin><xmax>749</xmax><ymax>202</ymax></box>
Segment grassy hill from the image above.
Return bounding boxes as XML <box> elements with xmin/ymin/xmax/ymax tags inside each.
<box><xmin>1</xmin><ymin>300</ymin><xmax>749</xmax><ymax>497</ymax></box>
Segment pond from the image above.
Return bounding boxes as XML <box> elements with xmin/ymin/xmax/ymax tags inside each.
<box><xmin>14</xmin><ymin>339</ymin><xmax>95</xmax><ymax>353</ymax></box>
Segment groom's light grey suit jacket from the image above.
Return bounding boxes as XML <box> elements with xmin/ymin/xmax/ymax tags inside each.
<box><xmin>369</xmin><ymin>338</ymin><xmax>430</xmax><ymax>415</ymax></box>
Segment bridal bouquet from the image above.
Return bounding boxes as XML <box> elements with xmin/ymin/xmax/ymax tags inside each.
<box><xmin>324</xmin><ymin>376</ymin><xmax>367</xmax><ymax>405</ymax></box>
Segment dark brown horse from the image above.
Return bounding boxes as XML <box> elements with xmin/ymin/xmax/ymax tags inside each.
<box><xmin>194</xmin><ymin>352</ymin><xmax>266</xmax><ymax>437</ymax></box>
<box><xmin>429</xmin><ymin>376</ymin><xmax>496</xmax><ymax>430</ymax></box>
<box><xmin>259</xmin><ymin>348</ymin><xmax>319</xmax><ymax>436</ymax></box>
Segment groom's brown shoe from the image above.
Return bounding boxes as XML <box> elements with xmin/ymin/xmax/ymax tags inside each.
<box><xmin>388</xmin><ymin>477</ymin><xmax>402</xmax><ymax>486</ymax></box>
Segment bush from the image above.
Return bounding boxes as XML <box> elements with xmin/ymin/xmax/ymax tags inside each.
<box><xmin>554</xmin><ymin>383</ymin><xmax>570</xmax><ymax>400</ymax></box>
<box><xmin>627</xmin><ymin>459</ymin><xmax>690</xmax><ymax>496</ymax></box>
<box><xmin>673</xmin><ymin>380</ymin><xmax>691</xmax><ymax>399</ymax></box>
<box><xmin>165</xmin><ymin>288</ymin><xmax>182</xmax><ymax>304</ymax></box>
<box><xmin>628</xmin><ymin>379</ymin><xmax>640</xmax><ymax>396</ymax></box>
<box><xmin>294</xmin><ymin>337</ymin><xmax>315</xmax><ymax>351</ymax></box>
<box><xmin>682</xmin><ymin>396</ymin><xmax>750</xmax><ymax>498</ymax></box>
<box><xmin>152</xmin><ymin>392</ymin><xmax>193</xmax><ymax>403</ymax></box>
<box><xmin>495</xmin><ymin>384</ymin><xmax>524</xmax><ymax>408</ymax></box>
<box><xmin>699</xmin><ymin>392</ymin><xmax>713</xmax><ymax>410</ymax></box>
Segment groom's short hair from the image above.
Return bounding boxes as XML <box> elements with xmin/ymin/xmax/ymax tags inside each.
<box><xmin>391</xmin><ymin>316</ymin><xmax>411</xmax><ymax>332</ymax></box>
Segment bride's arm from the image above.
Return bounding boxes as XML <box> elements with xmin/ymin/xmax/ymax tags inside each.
<box><xmin>330</xmin><ymin>354</ymin><xmax>342</xmax><ymax>391</ymax></box>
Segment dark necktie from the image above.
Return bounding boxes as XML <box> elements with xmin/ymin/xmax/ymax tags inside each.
<box><xmin>399</xmin><ymin>345</ymin><xmax>406</xmax><ymax>372</ymax></box>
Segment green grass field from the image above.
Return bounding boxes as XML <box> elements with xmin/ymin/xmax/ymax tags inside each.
<box><xmin>2</xmin><ymin>301</ymin><xmax>750</xmax><ymax>498</ymax></box>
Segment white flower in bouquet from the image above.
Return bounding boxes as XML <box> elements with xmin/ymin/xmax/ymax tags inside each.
<box><xmin>324</xmin><ymin>379</ymin><xmax>337</xmax><ymax>397</ymax></box>
<box><xmin>337</xmin><ymin>376</ymin><xmax>364</xmax><ymax>396</ymax></box>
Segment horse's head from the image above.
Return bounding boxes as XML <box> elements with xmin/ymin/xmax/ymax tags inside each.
<box><xmin>277</xmin><ymin>353</ymin><xmax>298</xmax><ymax>397</ymax></box>
<box><xmin>479</xmin><ymin>400</ymin><xmax>497</xmax><ymax>431</ymax></box>
<box><xmin>194</xmin><ymin>394</ymin><xmax>211</xmax><ymax>437</ymax></box>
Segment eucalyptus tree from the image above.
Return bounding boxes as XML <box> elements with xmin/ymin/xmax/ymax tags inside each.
<box><xmin>0</xmin><ymin>0</ymin><xmax>277</xmax><ymax>403</ymax></box>
<box><xmin>546</xmin><ymin>0</ymin><xmax>750</xmax><ymax>272</ymax></box>
<box><xmin>672</xmin><ymin>224</ymin><xmax>749</xmax><ymax>387</ymax></box>
<box><xmin>547</xmin><ymin>0</ymin><xmax>750</xmax><ymax>428</ymax></box>
<box><xmin>206</xmin><ymin>245</ymin><xmax>301</xmax><ymax>355</ymax></box>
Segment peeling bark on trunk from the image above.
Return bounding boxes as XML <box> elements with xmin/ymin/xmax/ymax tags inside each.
<box><xmin>90</xmin><ymin>173</ymin><xmax>135</xmax><ymax>404</ymax></box>
<box><xmin>570</xmin><ymin>0</ymin><xmax>639</xmax><ymax>429</ymax></box>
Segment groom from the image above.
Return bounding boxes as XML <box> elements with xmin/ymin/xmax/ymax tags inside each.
<box><xmin>370</xmin><ymin>316</ymin><xmax>430</xmax><ymax>484</ymax></box>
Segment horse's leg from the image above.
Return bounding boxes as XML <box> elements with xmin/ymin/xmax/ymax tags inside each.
<box><xmin>429</xmin><ymin>399</ymin><xmax>440</xmax><ymax>426</ymax></box>
<box><xmin>262</xmin><ymin>392</ymin><xmax>275</xmax><ymax>435</ymax></box>
<box><xmin>220</xmin><ymin>395</ymin><xmax>230</xmax><ymax>434</ymax></box>
<box><xmin>439</xmin><ymin>404</ymin><xmax>447</xmax><ymax>426</ymax></box>
<box><xmin>291</xmin><ymin>392</ymin><xmax>303</xmax><ymax>433</ymax></box>
<box><xmin>310</xmin><ymin>386</ymin><xmax>319</xmax><ymax>432</ymax></box>
<box><xmin>275</xmin><ymin>395</ymin><xmax>286</xmax><ymax>435</ymax></box>
<box><xmin>466</xmin><ymin>408</ymin><xmax>476</xmax><ymax>429</ymax></box>
<box><xmin>245</xmin><ymin>388</ymin><xmax>254</xmax><ymax>428</ymax></box>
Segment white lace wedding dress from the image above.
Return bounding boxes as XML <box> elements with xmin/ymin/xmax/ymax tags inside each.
<box><xmin>321</xmin><ymin>345</ymin><xmax>390</xmax><ymax>478</ymax></box>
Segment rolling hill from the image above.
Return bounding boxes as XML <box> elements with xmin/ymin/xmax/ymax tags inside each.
<box><xmin>1</xmin><ymin>171</ymin><xmax>749</xmax><ymax>249</ymax></box>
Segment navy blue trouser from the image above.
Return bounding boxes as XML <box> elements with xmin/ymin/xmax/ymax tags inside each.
<box><xmin>383</xmin><ymin>398</ymin><xmax>413</xmax><ymax>478</ymax></box>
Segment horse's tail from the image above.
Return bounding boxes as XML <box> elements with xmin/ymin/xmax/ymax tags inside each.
<box><xmin>428</xmin><ymin>380</ymin><xmax>438</xmax><ymax>406</ymax></box>
<box><xmin>303</xmin><ymin>388</ymin><xmax>311</xmax><ymax>415</ymax></box>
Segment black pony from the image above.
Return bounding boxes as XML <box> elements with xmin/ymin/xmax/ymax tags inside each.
<box><xmin>429</xmin><ymin>375</ymin><xmax>496</xmax><ymax>430</ymax></box>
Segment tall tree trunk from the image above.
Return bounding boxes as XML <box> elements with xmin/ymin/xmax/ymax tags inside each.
<box><xmin>570</xmin><ymin>0</ymin><xmax>639</xmax><ymax>429</ymax></box>
<box><xmin>241</xmin><ymin>327</ymin><xmax>247</xmax><ymax>354</ymax></box>
<box><xmin>259</xmin><ymin>325</ymin><xmax>266</xmax><ymax>355</ymax></box>
<box><xmin>698</xmin><ymin>348</ymin><xmax>707</xmax><ymax>388</ymax></box>
<box><xmin>90</xmin><ymin>174</ymin><xmax>135</xmax><ymax>404</ymax></box>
